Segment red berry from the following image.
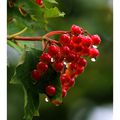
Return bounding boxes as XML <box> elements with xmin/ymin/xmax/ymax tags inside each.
<box><xmin>62</xmin><ymin>89</ymin><xmax>67</xmax><ymax>97</ymax></box>
<box><xmin>81</xmin><ymin>47</ymin><xmax>90</xmax><ymax>56</ymax></box>
<box><xmin>53</xmin><ymin>61</ymin><xmax>64</xmax><ymax>72</ymax></box>
<box><xmin>77</xmin><ymin>58</ymin><xmax>87</xmax><ymax>67</ymax></box>
<box><xmin>48</xmin><ymin>45</ymin><xmax>60</xmax><ymax>57</ymax></box>
<box><xmin>66</xmin><ymin>51</ymin><xmax>76</xmax><ymax>62</ymax></box>
<box><xmin>91</xmin><ymin>34</ymin><xmax>101</xmax><ymax>45</ymax></box>
<box><xmin>32</xmin><ymin>69</ymin><xmax>40</xmax><ymax>81</ymax></box>
<box><xmin>74</xmin><ymin>44</ymin><xmax>83</xmax><ymax>52</ymax></box>
<box><xmin>68</xmin><ymin>78</ymin><xmax>75</xmax><ymax>87</ymax></box>
<box><xmin>71</xmin><ymin>35</ymin><xmax>82</xmax><ymax>44</ymax></box>
<box><xmin>69</xmin><ymin>40</ymin><xmax>75</xmax><ymax>49</ymax></box>
<box><xmin>69</xmin><ymin>62</ymin><xmax>77</xmax><ymax>70</ymax></box>
<box><xmin>59</xmin><ymin>34</ymin><xmax>71</xmax><ymax>46</ymax></box>
<box><xmin>60</xmin><ymin>74</ymin><xmax>71</xmax><ymax>85</ymax></box>
<box><xmin>71</xmin><ymin>24</ymin><xmax>82</xmax><ymax>35</ymax></box>
<box><xmin>89</xmin><ymin>48</ymin><xmax>99</xmax><ymax>58</ymax></box>
<box><xmin>37</xmin><ymin>62</ymin><xmax>48</xmax><ymax>73</ymax></box>
<box><xmin>40</xmin><ymin>53</ymin><xmax>51</xmax><ymax>63</ymax></box>
<box><xmin>54</xmin><ymin>52</ymin><xmax>64</xmax><ymax>61</ymax></box>
<box><xmin>60</xmin><ymin>46</ymin><xmax>70</xmax><ymax>56</ymax></box>
<box><xmin>45</xmin><ymin>85</ymin><xmax>56</xmax><ymax>96</ymax></box>
<box><xmin>74</xmin><ymin>66</ymin><xmax>84</xmax><ymax>76</ymax></box>
<box><xmin>36</xmin><ymin>0</ymin><xmax>43</xmax><ymax>6</ymax></box>
<box><xmin>81</xmin><ymin>36</ymin><xmax>92</xmax><ymax>47</ymax></box>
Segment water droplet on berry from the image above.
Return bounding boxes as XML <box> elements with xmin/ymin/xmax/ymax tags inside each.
<box><xmin>51</xmin><ymin>58</ymin><xmax>54</xmax><ymax>62</ymax></box>
<box><xmin>64</xmin><ymin>61</ymin><xmax>67</xmax><ymax>65</ymax></box>
<box><xmin>93</xmin><ymin>45</ymin><xmax>98</xmax><ymax>48</ymax></box>
<box><xmin>45</xmin><ymin>97</ymin><xmax>49</xmax><ymax>102</ymax></box>
<box><xmin>91</xmin><ymin>58</ymin><xmax>96</xmax><ymax>62</ymax></box>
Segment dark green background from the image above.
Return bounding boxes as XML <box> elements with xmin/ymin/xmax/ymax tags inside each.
<box><xmin>8</xmin><ymin>0</ymin><xmax>113</xmax><ymax>120</ymax></box>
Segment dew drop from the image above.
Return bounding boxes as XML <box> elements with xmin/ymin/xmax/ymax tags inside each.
<box><xmin>45</xmin><ymin>97</ymin><xmax>49</xmax><ymax>102</ymax></box>
<box><xmin>91</xmin><ymin>58</ymin><xmax>96</xmax><ymax>62</ymax></box>
<box><xmin>64</xmin><ymin>61</ymin><xmax>67</xmax><ymax>65</ymax></box>
<box><xmin>51</xmin><ymin>58</ymin><xmax>54</xmax><ymax>62</ymax></box>
<box><xmin>93</xmin><ymin>45</ymin><xmax>98</xmax><ymax>48</ymax></box>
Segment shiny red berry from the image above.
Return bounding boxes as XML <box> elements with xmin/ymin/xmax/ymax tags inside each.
<box><xmin>69</xmin><ymin>62</ymin><xmax>77</xmax><ymax>70</ymax></box>
<box><xmin>60</xmin><ymin>74</ymin><xmax>71</xmax><ymax>85</ymax></box>
<box><xmin>32</xmin><ymin>69</ymin><xmax>40</xmax><ymax>81</ymax></box>
<box><xmin>59</xmin><ymin>34</ymin><xmax>71</xmax><ymax>46</ymax></box>
<box><xmin>74</xmin><ymin>66</ymin><xmax>84</xmax><ymax>76</ymax></box>
<box><xmin>53</xmin><ymin>61</ymin><xmax>64</xmax><ymax>72</ymax></box>
<box><xmin>45</xmin><ymin>85</ymin><xmax>56</xmax><ymax>96</ymax></box>
<box><xmin>37</xmin><ymin>62</ymin><xmax>48</xmax><ymax>73</ymax></box>
<box><xmin>62</xmin><ymin>89</ymin><xmax>67</xmax><ymax>97</ymax></box>
<box><xmin>71</xmin><ymin>35</ymin><xmax>82</xmax><ymax>44</ymax></box>
<box><xmin>71</xmin><ymin>24</ymin><xmax>82</xmax><ymax>35</ymax></box>
<box><xmin>74</xmin><ymin>44</ymin><xmax>83</xmax><ymax>52</ymax></box>
<box><xmin>66</xmin><ymin>51</ymin><xmax>76</xmax><ymax>62</ymax></box>
<box><xmin>60</xmin><ymin>46</ymin><xmax>70</xmax><ymax>56</ymax></box>
<box><xmin>91</xmin><ymin>34</ymin><xmax>101</xmax><ymax>45</ymax></box>
<box><xmin>89</xmin><ymin>48</ymin><xmax>99</xmax><ymax>58</ymax></box>
<box><xmin>68</xmin><ymin>78</ymin><xmax>75</xmax><ymax>87</ymax></box>
<box><xmin>81</xmin><ymin>36</ymin><xmax>92</xmax><ymax>47</ymax></box>
<box><xmin>40</xmin><ymin>53</ymin><xmax>51</xmax><ymax>63</ymax></box>
<box><xmin>36</xmin><ymin>0</ymin><xmax>43</xmax><ymax>6</ymax></box>
<box><xmin>77</xmin><ymin>58</ymin><xmax>87</xmax><ymax>67</ymax></box>
<box><xmin>48</xmin><ymin>45</ymin><xmax>60</xmax><ymax>57</ymax></box>
<box><xmin>81</xmin><ymin>47</ymin><xmax>90</xmax><ymax>56</ymax></box>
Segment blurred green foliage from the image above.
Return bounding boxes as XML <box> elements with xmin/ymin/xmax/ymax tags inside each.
<box><xmin>8</xmin><ymin>0</ymin><xmax>113</xmax><ymax>120</ymax></box>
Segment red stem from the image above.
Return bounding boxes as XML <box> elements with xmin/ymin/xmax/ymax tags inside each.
<box><xmin>44</xmin><ymin>30</ymin><xmax>70</xmax><ymax>37</ymax></box>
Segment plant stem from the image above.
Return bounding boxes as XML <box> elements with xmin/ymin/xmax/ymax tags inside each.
<box><xmin>8</xmin><ymin>27</ymin><xmax>28</xmax><ymax>39</ymax></box>
<box><xmin>44</xmin><ymin>30</ymin><xmax>70</xmax><ymax>37</ymax></box>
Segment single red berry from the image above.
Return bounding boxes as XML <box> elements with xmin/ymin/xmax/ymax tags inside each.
<box><xmin>91</xmin><ymin>34</ymin><xmax>101</xmax><ymax>45</ymax></box>
<box><xmin>62</xmin><ymin>89</ymin><xmax>67</xmax><ymax>97</ymax></box>
<box><xmin>53</xmin><ymin>61</ymin><xmax>64</xmax><ymax>72</ymax></box>
<box><xmin>60</xmin><ymin>74</ymin><xmax>71</xmax><ymax>85</ymax></box>
<box><xmin>69</xmin><ymin>62</ymin><xmax>77</xmax><ymax>71</ymax></box>
<box><xmin>59</xmin><ymin>34</ymin><xmax>71</xmax><ymax>46</ymax></box>
<box><xmin>45</xmin><ymin>85</ymin><xmax>56</xmax><ymax>96</ymax></box>
<box><xmin>60</xmin><ymin>46</ymin><xmax>70</xmax><ymax>56</ymax></box>
<box><xmin>69</xmin><ymin>40</ymin><xmax>75</xmax><ymax>50</ymax></box>
<box><xmin>77</xmin><ymin>58</ymin><xmax>87</xmax><ymax>67</ymax></box>
<box><xmin>48</xmin><ymin>45</ymin><xmax>60</xmax><ymax>57</ymax></box>
<box><xmin>37</xmin><ymin>62</ymin><xmax>48</xmax><ymax>73</ymax></box>
<box><xmin>68</xmin><ymin>78</ymin><xmax>75</xmax><ymax>87</ymax></box>
<box><xmin>40</xmin><ymin>53</ymin><xmax>51</xmax><ymax>63</ymax></box>
<box><xmin>36</xmin><ymin>0</ymin><xmax>43</xmax><ymax>6</ymax></box>
<box><xmin>74</xmin><ymin>44</ymin><xmax>83</xmax><ymax>52</ymax></box>
<box><xmin>66</xmin><ymin>51</ymin><xmax>76</xmax><ymax>62</ymax></box>
<box><xmin>74</xmin><ymin>66</ymin><xmax>84</xmax><ymax>76</ymax></box>
<box><xmin>32</xmin><ymin>69</ymin><xmax>40</xmax><ymax>81</ymax></box>
<box><xmin>81</xmin><ymin>47</ymin><xmax>90</xmax><ymax>56</ymax></box>
<box><xmin>54</xmin><ymin>52</ymin><xmax>64</xmax><ymax>61</ymax></box>
<box><xmin>81</xmin><ymin>36</ymin><xmax>92</xmax><ymax>47</ymax></box>
<box><xmin>89</xmin><ymin>48</ymin><xmax>99</xmax><ymax>58</ymax></box>
<box><xmin>71</xmin><ymin>35</ymin><xmax>82</xmax><ymax>44</ymax></box>
<box><xmin>71</xmin><ymin>24</ymin><xmax>82</xmax><ymax>35</ymax></box>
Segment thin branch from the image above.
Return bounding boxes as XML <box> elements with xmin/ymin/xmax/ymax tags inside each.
<box><xmin>7</xmin><ymin>36</ymin><xmax>43</xmax><ymax>41</ymax></box>
<box><xmin>8</xmin><ymin>27</ymin><xmax>28</xmax><ymax>39</ymax></box>
<box><xmin>44</xmin><ymin>30</ymin><xmax>70</xmax><ymax>37</ymax></box>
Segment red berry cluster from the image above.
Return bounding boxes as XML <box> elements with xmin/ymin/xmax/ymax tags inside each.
<box><xmin>32</xmin><ymin>24</ymin><xmax>101</xmax><ymax>98</ymax></box>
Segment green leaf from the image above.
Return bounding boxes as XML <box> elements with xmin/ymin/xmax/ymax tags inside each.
<box><xmin>10</xmin><ymin>48</ymin><xmax>62</xmax><ymax>120</ymax></box>
<box><xmin>45</xmin><ymin>0</ymin><xmax>58</xmax><ymax>4</ymax></box>
<box><xmin>44</xmin><ymin>7</ymin><xmax>65</xmax><ymax>18</ymax></box>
